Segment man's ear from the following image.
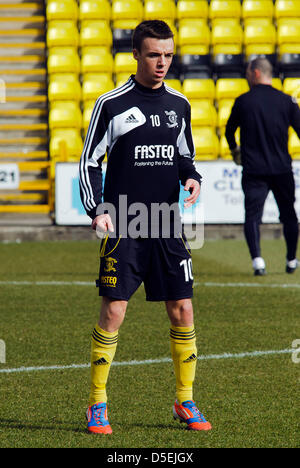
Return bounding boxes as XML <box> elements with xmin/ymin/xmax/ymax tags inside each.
<box><xmin>132</xmin><ymin>48</ymin><xmax>139</xmax><ymax>61</ymax></box>
<box><xmin>254</xmin><ymin>68</ymin><xmax>261</xmax><ymax>81</ymax></box>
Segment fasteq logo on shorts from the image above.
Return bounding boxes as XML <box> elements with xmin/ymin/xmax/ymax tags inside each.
<box><xmin>101</xmin><ymin>275</ymin><xmax>117</xmax><ymax>287</ymax></box>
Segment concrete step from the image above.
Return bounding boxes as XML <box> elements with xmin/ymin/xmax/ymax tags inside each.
<box><xmin>0</xmin><ymin>68</ymin><xmax>46</xmax><ymax>82</ymax></box>
<box><xmin>0</xmin><ymin>113</ymin><xmax>47</xmax><ymax>125</ymax></box>
<box><xmin>0</xmin><ymin>3</ymin><xmax>44</xmax><ymax>16</ymax></box>
<box><xmin>0</xmin><ymin>98</ymin><xmax>47</xmax><ymax>109</ymax></box>
<box><xmin>0</xmin><ymin>41</ymin><xmax>45</xmax><ymax>55</ymax></box>
<box><xmin>4</xmin><ymin>86</ymin><xmax>46</xmax><ymax>97</ymax></box>
<box><xmin>0</xmin><ymin>127</ymin><xmax>48</xmax><ymax>138</ymax></box>
<box><xmin>0</xmin><ymin>108</ymin><xmax>47</xmax><ymax>117</ymax></box>
<box><xmin>0</xmin><ymin>15</ymin><xmax>45</xmax><ymax>28</ymax></box>
<box><xmin>0</xmin><ymin>149</ymin><xmax>48</xmax><ymax>159</ymax></box>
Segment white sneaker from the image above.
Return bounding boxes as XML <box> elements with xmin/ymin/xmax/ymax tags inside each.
<box><xmin>286</xmin><ymin>259</ymin><xmax>299</xmax><ymax>274</ymax></box>
<box><xmin>252</xmin><ymin>257</ymin><xmax>266</xmax><ymax>276</ymax></box>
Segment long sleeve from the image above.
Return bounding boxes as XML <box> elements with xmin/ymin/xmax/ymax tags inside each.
<box><xmin>290</xmin><ymin>96</ymin><xmax>300</xmax><ymax>140</ymax></box>
<box><xmin>79</xmin><ymin>97</ymin><xmax>111</xmax><ymax>220</ymax></box>
<box><xmin>225</xmin><ymin>99</ymin><xmax>240</xmax><ymax>150</ymax></box>
<box><xmin>176</xmin><ymin>104</ymin><xmax>202</xmax><ymax>185</ymax></box>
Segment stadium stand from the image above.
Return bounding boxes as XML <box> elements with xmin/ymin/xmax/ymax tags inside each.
<box><xmin>0</xmin><ymin>0</ymin><xmax>52</xmax><ymax>213</ymax></box>
<box><xmin>1</xmin><ymin>0</ymin><xmax>300</xmax><ymax>216</ymax></box>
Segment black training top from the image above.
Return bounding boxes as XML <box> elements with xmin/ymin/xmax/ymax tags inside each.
<box><xmin>225</xmin><ymin>83</ymin><xmax>300</xmax><ymax>175</ymax></box>
<box><xmin>79</xmin><ymin>75</ymin><xmax>201</xmax><ymax>221</ymax></box>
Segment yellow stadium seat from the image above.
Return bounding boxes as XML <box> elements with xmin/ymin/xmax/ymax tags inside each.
<box><xmin>277</xmin><ymin>19</ymin><xmax>300</xmax><ymax>55</ymax></box>
<box><xmin>244</xmin><ymin>22</ymin><xmax>276</xmax><ymax>57</ymax></box>
<box><xmin>115</xmin><ymin>73</ymin><xmax>131</xmax><ymax>87</ymax></box>
<box><xmin>275</xmin><ymin>0</ymin><xmax>300</xmax><ymax>20</ymax></box>
<box><xmin>289</xmin><ymin>129</ymin><xmax>300</xmax><ymax>159</ymax></box>
<box><xmin>209</xmin><ymin>0</ymin><xmax>242</xmax><ymax>20</ymax></box>
<box><xmin>83</xmin><ymin>101</ymin><xmax>95</xmax><ymax>131</ymax></box>
<box><xmin>272</xmin><ymin>78</ymin><xmax>283</xmax><ymax>91</ymax></box>
<box><xmin>211</xmin><ymin>19</ymin><xmax>243</xmax><ymax>55</ymax></box>
<box><xmin>164</xmin><ymin>79</ymin><xmax>182</xmax><ymax>92</ymax></box>
<box><xmin>182</xmin><ymin>79</ymin><xmax>215</xmax><ymax>101</ymax></box>
<box><xmin>81</xmin><ymin>46</ymin><xmax>113</xmax><ymax>74</ymax></box>
<box><xmin>112</xmin><ymin>19</ymin><xmax>140</xmax><ymax>29</ymax></box>
<box><xmin>48</xmin><ymin>75</ymin><xmax>82</xmax><ymax>101</ymax></box>
<box><xmin>114</xmin><ymin>52</ymin><xmax>137</xmax><ymax>74</ymax></box>
<box><xmin>47</xmin><ymin>20</ymin><xmax>79</xmax><ymax>47</ymax></box>
<box><xmin>177</xmin><ymin>0</ymin><xmax>208</xmax><ymax>21</ymax></box>
<box><xmin>79</xmin><ymin>20</ymin><xmax>112</xmax><ymax>47</ymax></box>
<box><xmin>190</xmin><ymin>100</ymin><xmax>217</xmax><ymax>127</ymax></box>
<box><xmin>49</xmin><ymin>101</ymin><xmax>82</xmax><ymax>129</ymax></box>
<box><xmin>82</xmin><ymin>74</ymin><xmax>114</xmax><ymax>101</ymax></box>
<box><xmin>193</xmin><ymin>127</ymin><xmax>219</xmax><ymax>160</ymax></box>
<box><xmin>144</xmin><ymin>0</ymin><xmax>176</xmax><ymax>21</ymax></box>
<box><xmin>46</xmin><ymin>0</ymin><xmax>78</xmax><ymax>21</ymax></box>
<box><xmin>217</xmin><ymin>99</ymin><xmax>235</xmax><ymax>132</ymax></box>
<box><xmin>219</xmin><ymin>131</ymin><xmax>240</xmax><ymax>159</ymax></box>
<box><xmin>215</xmin><ymin>78</ymin><xmax>249</xmax><ymax>102</ymax></box>
<box><xmin>47</xmin><ymin>47</ymin><xmax>80</xmax><ymax>74</ymax></box>
<box><xmin>50</xmin><ymin>128</ymin><xmax>83</xmax><ymax>160</ymax></box>
<box><xmin>242</xmin><ymin>0</ymin><xmax>274</xmax><ymax>21</ymax></box>
<box><xmin>111</xmin><ymin>0</ymin><xmax>143</xmax><ymax>22</ymax></box>
<box><xmin>79</xmin><ymin>0</ymin><xmax>111</xmax><ymax>21</ymax></box>
<box><xmin>178</xmin><ymin>20</ymin><xmax>210</xmax><ymax>55</ymax></box>
<box><xmin>283</xmin><ymin>78</ymin><xmax>300</xmax><ymax>102</ymax></box>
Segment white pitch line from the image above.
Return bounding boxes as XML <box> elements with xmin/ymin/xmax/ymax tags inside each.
<box><xmin>202</xmin><ymin>282</ymin><xmax>300</xmax><ymax>289</ymax></box>
<box><xmin>0</xmin><ymin>280</ymin><xmax>94</xmax><ymax>286</ymax></box>
<box><xmin>0</xmin><ymin>348</ymin><xmax>293</xmax><ymax>374</ymax></box>
<box><xmin>1</xmin><ymin>280</ymin><xmax>300</xmax><ymax>289</ymax></box>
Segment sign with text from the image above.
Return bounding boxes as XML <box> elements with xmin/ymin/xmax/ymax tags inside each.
<box><xmin>0</xmin><ymin>164</ymin><xmax>19</xmax><ymax>189</ymax></box>
<box><xmin>55</xmin><ymin>161</ymin><xmax>300</xmax><ymax>225</ymax></box>
<box><xmin>197</xmin><ymin>161</ymin><xmax>300</xmax><ymax>223</ymax></box>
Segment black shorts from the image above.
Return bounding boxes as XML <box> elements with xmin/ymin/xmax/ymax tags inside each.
<box><xmin>96</xmin><ymin>235</ymin><xmax>194</xmax><ymax>301</ymax></box>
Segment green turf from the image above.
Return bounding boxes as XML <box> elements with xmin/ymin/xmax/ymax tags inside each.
<box><xmin>0</xmin><ymin>238</ymin><xmax>299</xmax><ymax>448</ymax></box>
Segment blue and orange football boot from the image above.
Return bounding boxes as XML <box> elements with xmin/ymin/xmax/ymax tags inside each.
<box><xmin>173</xmin><ymin>400</ymin><xmax>212</xmax><ymax>431</ymax></box>
<box><xmin>86</xmin><ymin>402</ymin><xmax>112</xmax><ymax>434</ymax></box>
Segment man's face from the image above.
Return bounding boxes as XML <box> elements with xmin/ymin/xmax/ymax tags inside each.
<box><xmin>133</xmin><ymin>37</ymin><xmax>174</xmax><ymax>88</ymax></box>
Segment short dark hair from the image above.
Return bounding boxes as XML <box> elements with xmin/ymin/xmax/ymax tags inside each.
<box><xmin>249</xmin><ymin>57</ymin><xmax>273</xmax><ymax>78</ymax></box>
<box><xmin>132</xmin><ymin>20</ymin><xmax>174</xmax><ymax>52</ymax></box>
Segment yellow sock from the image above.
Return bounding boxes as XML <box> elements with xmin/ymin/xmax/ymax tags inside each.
<box><xmin>89</xmin><ymin>324</ymin><xmax>118</xmax><ymax>406</ymax></box>
<box><xmin>170</xmin><ymin>325</ymin><xmax>197</xmax><ymax>404</ymax></box>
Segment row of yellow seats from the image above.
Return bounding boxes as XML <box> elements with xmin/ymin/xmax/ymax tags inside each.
<box><xmin>46</xmin><ymin>18</ymin><xmax>300</xmax><ymax>56</ymax></box>
<box><xmin>176</xmin><ymin>18</ymin><xmax>300</xmax><ymax>56</ymax></box>
<box><xmin>48</xmin><ymin>47</ymin><xmax>137</xmax><ymax>75</ymax></box>
<box><xmin>46</xmin><ymin>0</ymin><xmax>300</xmax><ymax>23</ymax></box>
<box><xmin>48</xmin><ymin>73</ymin><xmax>300</xmax><ymax>104</ymax></box>
<box><xmin>49</xmin><ymin>126</ymin><xmax>300</xmax><ymax>161</ymax></box>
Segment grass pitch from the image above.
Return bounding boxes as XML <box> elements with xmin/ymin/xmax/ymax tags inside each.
<box><xmin>0</xmin><ymin>237</ymin><xmax>299</xmax><ymax>448</ymax></box>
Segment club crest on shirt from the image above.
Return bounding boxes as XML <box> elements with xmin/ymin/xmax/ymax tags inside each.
<box><xmin>104</xmin><ymin>257</ymin><xmax>117</xmax><ymax>272</ymax></box>
<box><xmin>165</xmin><ymin>110</ymin><xmax>178</xmax><ymax>128</ymax></box>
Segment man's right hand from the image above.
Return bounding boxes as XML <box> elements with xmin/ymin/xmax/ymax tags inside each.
<box><xmin>92</xmin><ymin>214</ymin><xmax>114</xmax><ymax>233</ymax></box>
<box><xmin>230</xmin><ymin>146</ymin><xmax>242</xmax><ymax>166</ymax></box>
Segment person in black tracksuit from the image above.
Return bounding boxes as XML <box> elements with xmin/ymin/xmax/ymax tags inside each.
<box><xmin>226</xmin><ymin>57</ymin><xmax>300</xmax><ymax>276</ymax></box>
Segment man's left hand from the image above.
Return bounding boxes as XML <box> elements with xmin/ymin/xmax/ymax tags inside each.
<box><xmin>184</xmin><ymin>179</ymin><xmax>201</xmax><ymax>208</ymax></box>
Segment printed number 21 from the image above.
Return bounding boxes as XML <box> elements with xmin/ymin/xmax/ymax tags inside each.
<box><xmin>180</xmin><ymin>259</ymin><xmax>193</xmax><ymax>282</ymax></box>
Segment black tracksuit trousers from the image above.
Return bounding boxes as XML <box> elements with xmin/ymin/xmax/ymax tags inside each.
<box><xmin>242</xmin><ymin>171</ymin><xmax>299</xmax><ymax>261</ymax></box>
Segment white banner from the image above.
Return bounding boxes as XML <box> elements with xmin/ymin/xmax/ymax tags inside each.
<box><xmin>55</xmin><ymin>161</ymin><xmax>300</xmax><ymax>225</ymax></box>
<box><xmin>197</xmin><ymin>161</ymin><xmax>300</xmax><ymax>223</ymax></box>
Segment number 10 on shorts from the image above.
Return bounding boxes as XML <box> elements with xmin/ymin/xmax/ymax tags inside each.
<box><xmin>180</xmin><ymin>259</ymin><xmax>193</xmax><ymax>282</ymax></box>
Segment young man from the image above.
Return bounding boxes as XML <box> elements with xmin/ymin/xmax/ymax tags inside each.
<box><xmin>226</xmin><ymin>58</ymin><xmax>300</xmax><ymax>276</ymax></box>
<box><xmin>79</xmin><ymin>20</ymin><xmax>211</xmax><ymax>434</ymax></box>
